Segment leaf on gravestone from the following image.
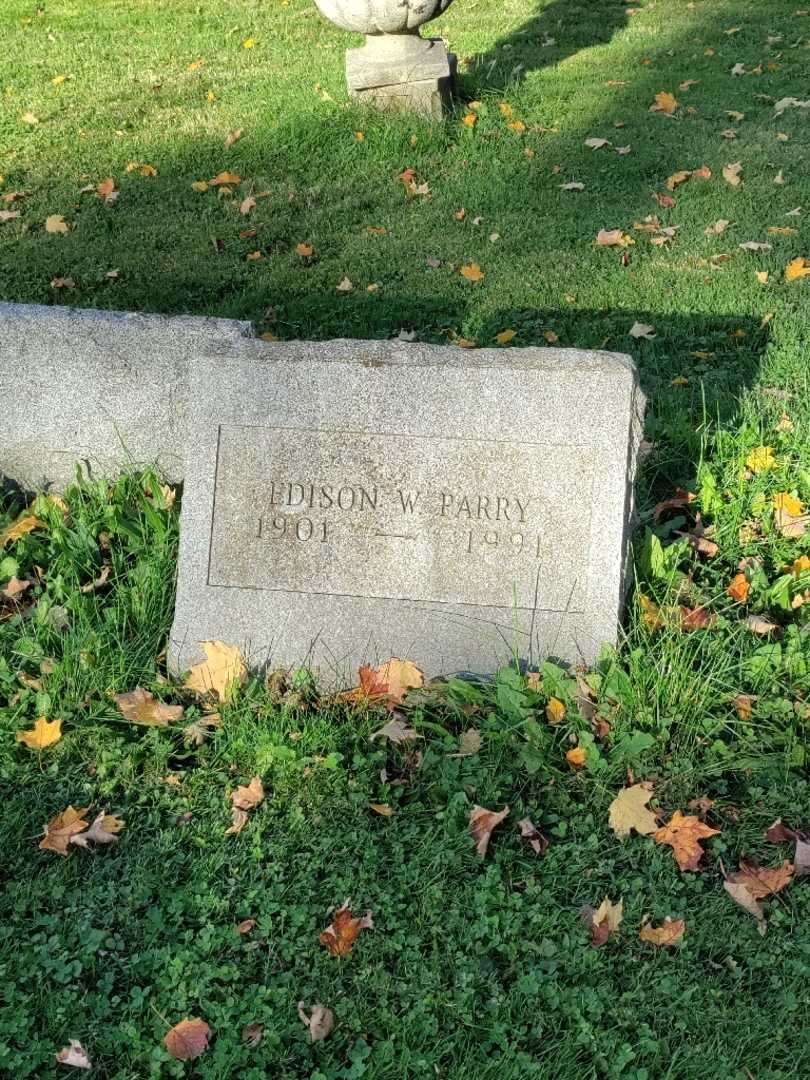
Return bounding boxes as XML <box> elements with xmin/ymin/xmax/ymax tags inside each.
<box><xmin>164</xmin><ymin>1018</ymin><xmax>211</xmax><ymax>1061</ymax></box>
<box><xmin>369</xmin><ymin>717</ymin><xmax>420</xmax><ymax>744</ymax></box>
<box><xmin>654</xmin><ymin>811</ymin><xmax>720</xmax><ymax>871</ymax></box>
<box><xmin>231</xmin><ymin>776</ymin><xmax>264</xmax><ymax>811</ymax></box>
<box><xmin>795</xmin><ymin>838</ymin><xmax>810</xmax><ymax>876</ymax></box>
<box><xmin>297</xmin><ymin>1002</ymin><xmax>334</xmax><ymax>1042</ymax></box>
<box><xmin>650</xmin><ymin>90</ymin><xmax>679</xmax><ymax>114</ymax></box>
<box><xmin>582</xmin><ymin>896</ymin><xmax>623</xmax><ymax>948</ymax></box>
<box><xmin>70</xmin><ymin>811</ymin><xmax>124</xmax><ymax>848</ymax></box>
<box><xmin>745</xmin><ymin>614</ymin><xmax>779</xmax><ymax>635</ymax></box>
<box><xmin>726</xmin><ymin>859</ymin><xmax>794</xmax><ymax>898</ymax></box>
<box><xmin>242</xmin><ymin>1023</ymin><xmax>263</xmax><ymax>1047</ymax></box>
<box><xmin>517</xmin><ymin>816</ymin><xmax>548</xmax><ymax>855</ymax></box>
<box><xmin>608</xmin><ymin>782</ymin><xmax>658</xmax><ymax>838</ymax></box>
<box><xmin>16</xmin><ymin>716</ymin><xmax>62</xmax><ymax>749</ymax></box>
<box><xmin>1</xmin><ymin>513</ymin><xmax>44</xmax><ymax>545</ymax></box>
<box><xmin>184</xmin><ymin>641</ymin><xmax>247</xmax><ymax>701</ymax></box>
<box><xmin>114</xmin><ymin>688</ymin><xmax>184</xmax><ymax>726</ymax></box>
<box><xmin>209</xmin><ymin>171</ymin><xmax>241</xmax><ymax>185</ymax></box>
<box><xmin>722</xmin><ymin>161</ymin><xmax>742</xmax><ymax>186</ymax></box>
<box><xmin>319</xmin><ymin>901</ymin><xmax>373</xmax><ymax>956</ymax></box>
<box><xmin>785</xmin><ymin>257</ymin><xmax>810</xmax><ymax>281</ymax></box>
<box><xmin>629</xmin><ymin>321</ymin><xmax>656</xmax><ymax>339</ymax></box>
<box><xmin>183</xmin><ymin>713</ymin><xmax>221</xmax><ymax>746</ymax></box>
<box><xmin>55</xmin><ymin>1040</ymin><xmax>92</xmax><ymax>1069</ymax></box>
<box><xmin>448</xmin><ymin>729</ymin><xmax>482</xmax><ymax>757</ymax></box>
<box><xmin>639</xmin><ymin>918</ymin><xmax>685</xmax><ymax>946</ymax></box>
<box><xmin>724</xmin><ymin>881</ymin><xmax>767</xmax><ymax>935</ymax></box>
<box><xmin>469</xmin><ymin>804</ymin><xmax>509</xmax><ymax>857</ymax></box>
<box><xmin>40</xmin><ymin>806</ymin><xmax>91</xmax><ymax>855</ymax></box>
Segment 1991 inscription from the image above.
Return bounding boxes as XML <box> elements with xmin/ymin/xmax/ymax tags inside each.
<box><xmin>207</xmin><ymin>426</ymin><xmax>593</xmax><ymax>611</ymax></box>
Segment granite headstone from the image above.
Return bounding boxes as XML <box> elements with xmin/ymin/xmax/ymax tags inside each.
<box><xmin>170</xmin><ymin>338</ymin><xmax>645</xmax><ymax>683</ymax></box>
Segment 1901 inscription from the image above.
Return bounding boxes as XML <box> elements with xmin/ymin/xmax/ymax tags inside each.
<box><xmin>207</xmin><ymin>426</ymin><xmax>594</xmax><ymax>611</ymax></box>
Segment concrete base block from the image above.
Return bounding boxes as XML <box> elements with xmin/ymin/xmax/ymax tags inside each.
<box><xmin>347</xmin><ymin>34</ymin><xmax>456</xmax><ymax>119</ymax></box>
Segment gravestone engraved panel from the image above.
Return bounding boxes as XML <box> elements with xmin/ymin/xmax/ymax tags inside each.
<box><xmin>171</xmin><ymin>339</ymin><xmax>645</xmax><ymax>683</ymax></box>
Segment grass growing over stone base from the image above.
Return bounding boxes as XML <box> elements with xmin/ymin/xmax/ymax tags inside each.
<box><xmin>2</xmin><ymin>0</ymin><xmax>810</xmax><ymax>1075</ymax></box>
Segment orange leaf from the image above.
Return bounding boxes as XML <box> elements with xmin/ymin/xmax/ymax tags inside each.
<box><xmin>1</xmin><ymin>513</ymin><xmax>44</xmax><ymax>546</ymax></box>
<box><xmin>566</xmin><ymin>746</ymin><xmax>587</xmax><ymax>768</ymax></box>
<box><xmin>209</xmin><ymin>170</ymin><xmax>241</xmax><ymax>186</ymax></box>
<box><xmin>16</xmin><ymin>716</ymin><xmax>62</xmax><ymax>749</ymax></box>
<box><xmin>114</xmin><ymin>688</ymin><xmax>183</xmax><ymax>726</ymax></box>
<box><xmin>785</xmin><ymin>257</ymin><xmax>810</xmax><ymax>282</ymax></box>
<box><xmin>319</xmin><ymin>902</ymin><xmax>373</xmax><ymax>956</ymax></box>
<box><xmin>546</xmin><ymin>697</ymin><xmax>566</xmax><ymax>724</ymax></box>
<box><xmin>469</xmin><ymin>804</ymin><xmax>510</xmax><ymax>857</ymax></box>
<box><xmin>164</xmin><ymin>1018</ymin><xmax>211</xmax><ymax>1061</ymax></box>
<box><xmin>727</xmin><ymin>572</ymin><xmax>750</xmax><ymax>603</ymax></box>
<box><xmin>654</xmin><ymin>810</ymin><xmax>720</xmax><ymax>871</ymax></box>
<box><xmin>39</xmin><ymin>805</ymin><xmax>90</xmax><ymax>855</ymax></box>
<box><xmin>460</xmin><ymin>263</ymin><xmax>485</xmax><ymax>282</ymax></box>
<box><xmin>727</xmin><ymin>860</ymin><xmax>794</xmax><ymax>899</ymax></box>
<box><xmin>231</xmin><ymin>776</ymin><xmax>264</xmax><ymax>811</ymax></box>
<box><xmin>650</xmin><ymin>90</ymin><xmax>679</xmax><ymax>115</ymax></box>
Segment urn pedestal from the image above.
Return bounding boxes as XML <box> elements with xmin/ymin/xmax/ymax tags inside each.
<box><xmin>313</xmin><ymin>0</ymin><xmax>457</xmax><ymax>118</ymax></box>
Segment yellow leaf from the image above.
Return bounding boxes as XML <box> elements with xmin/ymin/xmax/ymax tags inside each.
<box><xmin>209</xmin><ymin>171</ymin><xmax>241</xmax><ymax>186</ymax></box>
<box><xmin>1</xmin><ymin>512</ymin><xmax>44</xmax><ymax>546</ymax></box>
<box><xmin>566</xmin><ymin>746</ymin><xmax>587</xmax><ymax>768</ymax></box>
<box><xmin>775</xmin><ymin>492</ymin><xmax>803</xmax><ymax>517</ymax></box>
<box><xmin>140</xmin><ymin>164</ymin><xmax>157</xmax><ymax>177</ymax></box>
<box><xmin>543</xmin><ymin>329</ymin><xmax>559</xmax><ymax>343</ymax></box>
<box><xmin>756</xmin><ymin>271</ymin><xmax>769</xmax><ymax>284</ymax></box>
<box><xmin>246</xmin><ymin>250</ymin><xmax>262</xmax><ymax>261</ymax></box>
<box><xmin>546</xmin><ymin>697</ymin><xmax>566</xmax><ymax>724</ymax></box>
<box><xmin>242</xmin><ymin>37</ymin><xmax>256</xmax><ymax>49</ymax></box>
<box><xmin>370</xmin><ymin>803</ymin><xmax>393</xmax><ymax>816</ymax></box>
<box><xmin>639</xmin><ymin>918</ymin><xmax>685</xmax><ymax>946</ymax></box>
<box><xmin>507</xmin><ymin>120</ymin><xmax>526</xmax><ymax>133</ymax></box>
<box><xmin>639</xmin><ymin>594</ymin><xmax>664</xmax><ymax>631</ymax></box>
<box><xmin>595</xmin><ymin>229</ymin><xmax>634</xmax><ymax>247</ymax></box>
<box><xmin>296</xmin><ymin>242</ymin><xmax>314</xmax><ymax>257</ymax></box>
<box><xmin>187</xmin><ymin>58</ymin><xmax>205</xmax><ymax>72</ymax></box>
<box><xmin>608</xmin><ymin>783</ymin><xmax>658</xmax><ymax>838</ymax></box>
<box><xmin>260</xmin><ymin>331</ymin><xmax>278</xmax><ymax>341</ymax></box>
<box><xmin>462</xmin><ymin>112</ymin><xmax>477</xmax><ymax>127</ymax></box>
<box><xmin>746</xmin><ymin>446</ymin><xmax>776</xmax><ymax>473</ymax></box>
<box><xmin>665</xmin><ymin>169</ymin><xmax>691</xmax><ymax>191</ymax></box>
<box><xmin>650</xmin><ymin>90</ymin><xmax>679</xmax><ymax>115</ymax></box>
<box><xmin>114</xmin><ymin>688</ymin><xmax>184</xmax><ymax>726</ymax></box>
<box><xmin>354</xmin><ymin>131</ymin><xmax>364</xmax><ymax>141</ymax></box>
<box><xmin>44</xmin><ymin>214</ymin><xmax>69</xmax><ymax>234</ymax></box>
<box><xmin>191</xmin><ymin>180</ymin><xmax>209</xmax><ymax>192</ymax></box>
<box><xmin>231</xmin><ymin>775</ymin><xmax>264</xmax><ymax>811</ymax></box>
<box><xmin>785</xmin><ymin>257</ymin><xmax>810</xmax><ymax>282</ymax></box>
<box><xmin>455</xmin><ymin>338</ymin><xmax>477</xmax><ymax>348</ymax></box>
<box><xmin>206</xmin><ymin>91</ymin><xmax>216</xmax><ymax>103</ymax></box>
<box><xmin>495</xmin><ymin>328</ymin><xmax>516</xmax><ymax>345</ymax></box>
<box><xmin>21</xmin><ymin>111</ymin><xmax>39</xmax><ymax>126</ymax></box>
<box><xmin>374</xmin><ymin>657</ymin><xmax>424</xmax><ymax>704</ymax></box>
<box><xmin>460</xmin><ymin>263</ymin><xmax>485</xmax><ymax>282</ymax></box>
<box><xmin>184</xmin><ymin>641</ymin><xmax>247</xmax><ymax>702</ymax></box>
<box><xmin>51</xmin><ymin>74</ymin><xmax>68</xmax><ymax>86</ymax></box>
<box><xmin>16</xmin><ymin>716</ymin><xmax>62</xmax><ymax>749</ymax></box>
<box><xmin>499</xmin><ymin>102</ymin><xmax>514</xmax><ymax>117</ymax></box>
<box><xmin>727</xmin><ymin>572</ymin><xmax>750</xmax><ymax>603</ymax></box>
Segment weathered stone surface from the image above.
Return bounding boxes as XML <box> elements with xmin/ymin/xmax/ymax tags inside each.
<box><xmin>346</xmin><ymin>35</ymin><xmax>456</xmax><ymax>118</ymax></box>
<box><xmin>0</xmin><ymin>301</ymin><xmax>252</xmax><ymax>490</ymax></box>
<box><xmin>171</xmin><ymin>338</ymin><xmax>645</xmax><ymax>684</ymax></box>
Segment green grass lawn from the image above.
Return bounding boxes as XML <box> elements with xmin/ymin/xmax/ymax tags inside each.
<box><xmin>2</xmin><ymin>0</ymin><xmax>810</xmax><ymax>1076</ymax></box>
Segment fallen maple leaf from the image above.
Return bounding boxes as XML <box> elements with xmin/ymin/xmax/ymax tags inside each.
<box><xmin>70</xmin><ymin>811</ymin><xmax>124</xmax><ymax>848</ymax></box>
<box><xmin>653</xmin><ymin>489</ymin><xmax>695</xmax><ymax>521</ymax></box>
<box><xmin>679</xmin><ymin>605</ymin><xmax>718</xmax><ymax>632</ymax></box>
<box><xmin>296</xmin><ymin>242</ymin><xmax>314</xmax><ymax>257</ymax></box>
<box><xmin>369</xmin><ymin>717</ymin><xmax>420</xmax><ymax>744</ymax></box>
<box><xmin>114</xmin><ymin>688</ymin><xmax>183</xmax><ymax>726</ymax></box>
<box><xmin>164</xmin><ymin>1018</ymin><xmax>211</xmax><ymax>1061</ymax></box>
<box><xmin>184</xmin><ymin>641</ymin><xmax>246</xmax><ymax>702</ymax></box>
<box><xmin>231</xmin><ymin>776</ymin><xmax>264</xmax><ymax>811</ymax></box>
<box><xmin>724</xmin><ymin>881</ymin><xmax>767</xmax><ymax>934</ymax></box>
<box><xmin>16</xmin><ymin>716</ymin><xmax>62</xmax><ymax>749</ymax></box>
<box><xmin>639</xmin><ymin>594</ymin><xmax>664</xmax><ymax>631</ymax></box>
<box><xmin>765</xmin><ymin>818</ymin><xmax>797</xmax><ymax>843</ymax></box>
<box><xmin>209</xmin><ymin>171</ymin><xmax>241</xmax><ymax>185</ymax></box>
<box><xmin>723</xmin><ymin>161</ymin><xmax>743</xmax><ymax>186</ymax></box>
<box><xmin>639</xmin><ymin>917</ymin><xmax>685</xmax><ymax>946</ymax></box>
<box><xmin>654</xmin><ymin>810</ymin><xmax>720</xmax><ymax>870</ymax></box>
<box><xmin>774</xmin><ymin>492</ymin><xmax>806</xmax><ymax>538</ymax></box>
<box><xmin>596</xmin><ymin>229</ymin><xmax>634</xmax><ymax>247</ymax></box>
<box><xmin>746</xmin><ymin>445</ymin><xmax>776</xmax><ymax>473</ymax></box>
<box><xmin>566</xmin><ymin>746</ymin><xmax>587</xmax><ymax>768</ymax></box>
<box><xmin>495</xmin><ymin>328</ymin><xmax>516</xmax><ymax>345</ymax></box>
<box><xmin>2</xmin><ymin>575</ymin><xmax>31</xmax><ymax>600</ymax></box>
<box><xmin>239</xmin><ymin>195</ymin><xmax>256</xmax><ymax>215</ymax></box>
<box><xmin>629</xmin><ymin>321</ymin><xmax>656</xmax><ymax>339</ymax></box>
<box><xmin>460</xmin><ymin>263</ymin><xmax>485</xmax><ymax>282</ymax></box>
<box><xmin>727</xmin><ymin>573</ymin><xmax>750</xmax><ymax>603</ymax></box>
<box><xmin>546</xmin><ymin>697</ymin><xmax>566</xmax><ymax>723</ymax></box>
<box><xmin>319</xmin><ymin>902</ymin><xmax>373</xmax><ymax>956</ymax></box>
<box><xmin>785</xmin><ymin>257</ymin><xmax>810</xmax><ymax>282</ymax></box>
<box><xmin>608</xmin><ymin>783</ymin><xmax>658</xmax><ymax>838</ymax></box>
<box><xmin>369</xmin><ymin>802</ymin><xmax>393</xmax><ymax>816</ymax></box>
<box><xmin>517</xmin><ymin>816</ymin><xmax>548</xmax><ymax>855</ymax></box>
<box><xmin>40</xmin><ymin>806</ymin><xmax>90</xmax><ymax>855</ymax></box>
<box><xmin>705</xmin><ymin>218</ymin><xmax>731</xmax><ymax>236</ymax></box>
<box><xmin>449</xmin><ymin>729</ymin><xmax>482</xmax><ymax>757</ymax></box>
<box><xmin>470</xmin><ymin>805</ymin><xmax>509</xmax><ymax>857</ymax></box>
<box><xmin>298</xmin><ymin>1002</ymin><xmax>334</xmax><ymax>1042</ymax></box>
<box><xmin>55</xmin><ymin>1040</ymin><xmax>91</xmax><ymax>1069</ymax></box>
<box><xmin>376</xmin><ymin>658</ymin><xmax>424</xmax><ymax>703</ymax></box>
<box><xmin>583</xmin><ymin>896</ymin><xmax>623</xmax><ymax>947</ymax></box>
<box><xmin>235</xmin><ymin>918</ymin><xmax>256</xmax><ymax>934</ymax></box>
<box><xmin>183</xmin><ymin>713</ymin><xmax>220</xmax><ymax>746</ymax></box>
<box><xmin>650</xmin><ymin>90</ymin><xmax>679</xmax><ymax>114</ymax></box>
<box><xmin>727</xmin><ymin>859</ymin><xmax>793</xmax><ymax>898</ymax></box>
<box><xmin>733</xmin><ymin>693</ymin><xmax>757</xmax><ymax>721</ymax></box>
<box><xmin>336</xmin><ymin>275</ymin><xmax>354</xmax><ymax>291</ymax></box>
<box><xmin>665</xmin><ymin>169</ymin><xmax>691</xmax><ymax>191</ymax></box>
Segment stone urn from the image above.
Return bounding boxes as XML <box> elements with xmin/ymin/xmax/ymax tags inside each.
<box><xmin>313</xmin><ymin>0</ymin><xmax>457</xmax><ymax>118</ymax></box>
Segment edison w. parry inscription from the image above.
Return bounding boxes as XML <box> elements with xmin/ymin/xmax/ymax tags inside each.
<box><xmin>171</xmin><ymin>338</ymin><xmax>645</xmax><ymax>683</ymax></box>
<box><xmin>207</xmin><ymin>425</ymin><xmax>592</xmax><ymax>610</ymax></box>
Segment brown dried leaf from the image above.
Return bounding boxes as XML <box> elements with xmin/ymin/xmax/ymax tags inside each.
<box><xmin>319</xmin><ymin>902</ymin><xmax>373</xmax><ymax>956</ymax></box>
<box><xmin>727</xmin><ymin>860</ymin><xmax>794</xmax><ymax>898</ymax></box>
<box><xmin>448</xmin><ymin>729</ymin><xmax>482</xmax><ymax>757</ymax></box>
<box><xmin>654</xmin><ymin>810</ymin><xmax>720</xmax><ymax>871</ymax></box>
<box><xmin>225</xmin><ymin>808</ymin><xmax>249</xmax><ymax>835</ymax></box>
<box><xmin>297</xmin><ymin>1002</ymin><xmax>334</xmax><ymax>1042</ymax></box>
<box><xmin>55</xmin><ymin>1040</ymin><xmax>92</xmax><ymax>1069</ymax></box>
<box><xmin>583</xmin><ymin>896</ymin><xmax>623</xmax><ymax>948</ymax></box>
<box><xmin>242</xmin><ymin>1023</ymin><xmax>263</xmax><ymax>1047</ymax></box>
<box><xmin>745</xmin><ymin>614</ymin><xmax>779</xmax><ymax>635</ymax></box>
<box><xmin>724</xmin><ymin>881</ymin><xmax>767</xmax><ymax>934</ymax></box>
<box><xmin>40</xmin><ymin>806</ymin><xmax>90</xmax><ymax>855</ymax></box>
<box><xmin>164</xmin><ymin>1018</ymin><xmax>211</xmax><ymax>1061</ymax></box>
<box><xmin>369</xmin><ymin>718</ymin><xmax>420</xmax><ymax>745</ymax></box>
<box><xmin>517</xmin><ymin>816</ymin><xmax>548</xmax><ymax>855</ymax></box>
<box><xmin>114</xmin><ymin>688</ymin><xmax>183</xmax><ymax>726</ymax></box>
<box><xmin>70</xmin><ymin>811</ymin><xmax>124</xmax><ymax>849</ymax></box>
<box><xmin>765</xmin><ymin>817</ymin><xmax>797</xmax><ymax>843</ymax></box>
<box><xmin>470</xmin><ymin>804</ymin><xmax>509</xmax><ymax>857</ymax></box>
<box><xmin>1</xmin><ymin>513</ymin><xmax>44</xmax><ymax>546</ymax></box>
<box><xmin>231</xmin><ymin>776</ymin><xmax>264</xmax><ymax>811</ymax></box>
<box><xmin>235</xmin><ymin>918</ymin><xmax>255</xmax><ymax>934</ymax></box>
